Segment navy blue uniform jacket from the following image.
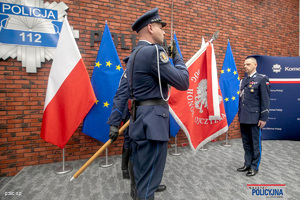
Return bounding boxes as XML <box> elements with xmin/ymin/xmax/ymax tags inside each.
<box><xmin>126</xmin><ymin>41</ymin><xmax>189</xmax><ymax>141</ymax></box>
<box><xmin>238</xmin><ymin>72</ymin><xmax>271</xmax><ymax>124</ymax></box>
<box><xmin>107</xmin><ymin>71</ymin><xmax>129</xmax><ymax>126</ymax></box>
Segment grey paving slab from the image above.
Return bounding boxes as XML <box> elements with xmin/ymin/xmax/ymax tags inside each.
<box><xmin>0</xmin><ymin>139</ymin><xmax>299</xmax><ymax>200</ymax></box>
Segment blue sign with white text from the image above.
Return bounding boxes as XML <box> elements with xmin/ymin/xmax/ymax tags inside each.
<box><xmin>0</xmin><ymin>2</ymin><xmax>58</xmax><ymax>20</ymax></box>
<box><xmin>0</xmin><ymin>2</ymin><xmax>62</xmax><ymax>48</ymax></box>
<box><xmin>251</xmin><ymin>55</ymin><xmax>300</xmax><ymax>140</ymax></box>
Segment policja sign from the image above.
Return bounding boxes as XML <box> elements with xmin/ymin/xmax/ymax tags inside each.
<box><xmin>0</xmin><ymin>0</ymin><xmax>78</xmax><ymax>73</ymax></box>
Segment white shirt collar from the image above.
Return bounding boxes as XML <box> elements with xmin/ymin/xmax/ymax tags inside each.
<box><xmin>139</xmin><ymin>40</ymin><xmax>152</xmax><ymax>44</ymax></box>
<box><xmin>248</xmin><ymin>71</ymin><xmax>257</xmax><ymax>77</ymax></box>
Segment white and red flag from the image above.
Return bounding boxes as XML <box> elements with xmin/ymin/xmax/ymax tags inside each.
<box><xmin>169</xmin><ymin>43</ymin><xmax>228</xmax><ymax>150</ymax></box>
<box><xmin>41</xmin><ymin>17</ymin><xmax>96</xmax><ymax>149</ymax></box>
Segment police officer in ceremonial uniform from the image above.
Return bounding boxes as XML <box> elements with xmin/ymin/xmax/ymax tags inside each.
<box><xmin>108</xmin><ymin>57</ymin><xmax>171</xmax><ymax>195</ymax></box>
<box><xmin>109</xmin><ymin>7</ymin><xmax>189</xmax><ymax>200</ymax></box>
<box><xmin>237</xmin><ymin>57</ymin><xmax>270</xmax><ymax>177</ymax></box>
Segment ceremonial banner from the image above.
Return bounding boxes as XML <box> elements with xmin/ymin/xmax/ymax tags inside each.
<box><xmin>169</xmin><ymin>43</ymin><xmax>228</xmax><ymax>150</ymax></box>
<box><xmin>219</xmin><ymin>40</ymin><xmax>240</xmax><ymax>126</ymax></box>
<box><xmin>82</xmin><ymin>22</ymin><xmax>123</xmax><ymax>143</ymax></box>
<box><xmin>41</xmin><ymin>17</ymin><xmax>96</xmax><ymax>149</ymax></box>
<box><xmin>251</xmin><ymin>55</ymin><xmax>300</xmax><ymax>140</ymax></box>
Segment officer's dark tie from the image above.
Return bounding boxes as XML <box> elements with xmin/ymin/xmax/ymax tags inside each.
<box><xmin>245</xmin><ymin>76</ymin><xmax>251</xmax><ymax>84</ymax></box>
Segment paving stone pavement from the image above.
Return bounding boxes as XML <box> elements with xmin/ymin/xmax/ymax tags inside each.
<box><xmin>0</xmin><ymin>138</ymin><xmax>299</xmax><ymax>200</ymax></box>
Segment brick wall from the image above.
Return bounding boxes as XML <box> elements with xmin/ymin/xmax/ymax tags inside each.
<box><xmin>0</xmin><ymin>0</ymin><xmax>298</xmax><ymax>176</ymax></box>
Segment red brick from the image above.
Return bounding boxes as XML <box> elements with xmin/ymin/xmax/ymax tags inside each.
<box><xmin>0</xmin><ymin>0</ymin><xmax>298</xmax><ymax>177</ymax></box>
<box><xmin>1</xmin><ymin>167</ymin><xmax>16</xmax><ymax>173</ymax></box>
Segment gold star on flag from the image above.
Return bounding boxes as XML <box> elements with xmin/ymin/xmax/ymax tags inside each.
<box><xmin>116</xmin><ymin>65</ymin><xmax>122</xmax><ymax>71</ymax></box>
<box><xmin>225</xmin><ymin>97</ymin><xmax>229</xmax><ymax>102</ymax></box>
<box><xmin>237</xmin><ymin>77</ymin><xmax>240</xmax><ymax>80</ymax></box>
<box><xmin>95</xmin><ymin>99</ymin><xmax>99</xmax><ymax>104</ymax></box>
<box><xmin>232</xmin><ymin>96</ymin><xmax>236</xmax><ymax>101</ymax></box>
<box><xmin>95</xmin><ymin>61</ymin><xmax>101</xmax><ymax>68</ymax></box>
<box><xmin>103</xmin><ymin>101</ymin><xmax>109</xmax><ymax>107</ymax></box>
<box><xmin>233</xmin><ymin>71</ymin><xmax>237</xmax><ymax>75</ymax></box>
<box><xmin>237</xmin><ymin>91</ymin><xmax>240</xmax><ymax>95</ymax></box>
<box><xmin>106</xmin><ymin>61</ymin><xmax>112</xmax><ymax>67</ymax></box>
<box><xmin>221</xmin><ymin>70</ymin><xmax>224</xmax><ymax>74</ymax></box>
<box><xmin>227</xmin><ymin>68</ymin><xmax>231</xmax><ymax>72</ymax></box>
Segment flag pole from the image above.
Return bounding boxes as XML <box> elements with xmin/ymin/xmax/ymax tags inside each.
<box><xmin>169</xmin><ymin>135</ymin><xmax>182</xmax><ymax>156</ymax></box>
<box><xmin>55</xmin><ymin>148</ymin><xmax>73</xmax><ymax>174</ymax></box>
<box><xmin>99</xmin><ymin>147</ymin><xmax>114</xmax><ymax>167</ymax></box>
<box><xmin>209</xmin><ymin>30</ymin><xmax>219</xmax><ymax>43</ymax></box>
<box><xmin>170</xmin><ymin>0</ymin><xmax>173</xmax><ymax>44</ymax></box>
<box><xmin>169</xmin><ymin>2</ymin><xmax>182</xmax><ymax>157</ymax></box>
<box><xmin>186</xmin><ymin>30</ymin><xmax>219</xmax><ymax>68</ymax></box>
<box><xmin>200</xmin><ymin>145</ymin><xmax>207</xmax><ymax>151</ymax></box>
<box><xmin>70</xmin><ymin>120</ymin><xmax>130</xmax><ymax>181</ymax></box>
<box><xmin>221</xmin><ymin>130</ymin><xmax>232</xmax><ymax>147</ymax></box>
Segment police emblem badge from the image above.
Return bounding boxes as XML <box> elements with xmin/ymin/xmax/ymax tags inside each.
<box><xmin>160</xmin><ymin>51</ymin><xmax>169</xmax><ymax>63</ymax></box>
<box><xmin>0</xmin><ymin>0</ymin><xmax>77</xmax><ymax>73</ymax></box>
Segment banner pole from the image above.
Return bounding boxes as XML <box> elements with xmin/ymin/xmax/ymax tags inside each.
<box><xmin>55</xmin><ymin>148</ymin><xmax>73</xmax><ymax>174</ymax></box>
<box><xmin>169</xmin><ymin>135</ymin><xmax>182</xmax><ymax>156</ymax></box>
<box><xmin>70</xmin><ymin>120</ymin><xmax>130</xmax><ymax>181</ymax></box>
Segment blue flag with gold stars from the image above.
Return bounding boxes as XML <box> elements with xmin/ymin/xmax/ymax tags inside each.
<box><xmin>170</xmin><ymin>32</ymin><xmax>183</xmax><ymax>137</ymax></box>
<box><xmin>219</xmin><ymin>40</ymin><xmax>239</xmax><ymax>127</ymax></box>
<box><xmin>82</xmin><ymin>22</ymin><xmax>123</xmax><ymax>143</ymax></box>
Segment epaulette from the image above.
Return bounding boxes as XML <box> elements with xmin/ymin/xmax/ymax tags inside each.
<box><xmin>257</xmin><ymin>73</ymin><xmax>266</xmax><ymax>77</ymax></box>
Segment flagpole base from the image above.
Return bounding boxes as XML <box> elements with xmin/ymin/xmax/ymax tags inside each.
<box><xmin>54</xmin><ymin>166</ymin><xmax>73</xmax><ymax>175</ymax></box>
<box><xmin>169</xmin><ymin>136</ymin><xmax>182</xmax><ymax>156</ymax></box>
<box><xmin>221</xmin><ymin>142</ymin><xmax>232</xmax><ymax>147</ymax></box>
<box><xmin>99</xmin><ymin>159</ymin><xmax>114</xmax><ymax>168</ymax></box>
<box><xmin>200</xmin><ymin>146</ymin><xmax>207</xmax><ymax>151</ymax></box>
<box><xmin>169</xmin><ymin>149</ymin><xmax>182</xmax><ymax>156</ymax></box>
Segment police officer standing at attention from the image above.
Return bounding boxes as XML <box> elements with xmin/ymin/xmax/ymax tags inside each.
<box><xmin>107</xmin><ymin>57</ymin><xmax>169</xmax><ymax>192</ymax></box>
<box><xmin>109</xmin><ymin>7</ymin><xmax>189</xmax><ymax>200</ymax></box>
<box><xmin>237</xmin><ymin>57</ymin><xmax>270</xmax><ymax>177</ymax></box>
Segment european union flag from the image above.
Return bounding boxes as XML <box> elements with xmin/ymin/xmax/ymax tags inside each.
<box><xmin>82</xmin><ymin>22</ymin><xmax>123</xmax><ymax>142</ymax></box>
<box><xmin>219</xmin><ymin>40</ymin><xmax>240</xmax><ymax>127</ymax></box>
<box><xmin>170</xmin><ymin>32</ymin><xmax>183</xmax><ymax>137</ymax></box>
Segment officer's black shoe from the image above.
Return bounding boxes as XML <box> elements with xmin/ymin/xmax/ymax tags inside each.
<box><xmin>123</xmin><ymin>169</ymin><xmax>130</xmax><ymax>179</ymax></box>
<box><xmin>136</xmin><ymin>196</ymin><xmax>154</xmax><ymax>200</ymax></box>
<box><xmin>130</xmin><ymin>186</ymin><xmax>137</xmax><ymax>200</ymax></box>
<box><xmin>246</xmin><ymin>169</ymin><xmax>258</xmax><ymax>176</ymax></box>
<box><xmin>237</xmin><ymin>166</ymin><xmax>250</xmax><ymax>172</ymax></box>
<box><xmin>156</xmin><ymin>185</ymin><xmax>166</xmax><ymax>192</ymax></box>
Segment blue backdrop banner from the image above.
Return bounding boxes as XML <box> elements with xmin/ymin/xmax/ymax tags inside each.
<box><xmin>250</xmin><ymin>55</ymin><xmax>300</xmax><ymax>140</ymax></box>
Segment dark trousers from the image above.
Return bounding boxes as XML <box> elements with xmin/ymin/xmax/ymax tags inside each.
<box><xmin>131</xmin><ymin>140</ymin><xmax>168</xmax><ymax>200</ymax></box>
<box><xmin>240</xmin><ymin>123</ymin><xmax>262</xmax><ymax>170</ymax></box>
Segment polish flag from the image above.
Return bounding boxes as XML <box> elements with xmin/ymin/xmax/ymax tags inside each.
<box><xmin>41</xmin><ymin>17</ymin><xmax>96</xmax><ymax>149</ymax></box>
<box><xmin>169</xmin><ymin>43</ymin><xmax>228</xmax><ymax>150</ymax></box>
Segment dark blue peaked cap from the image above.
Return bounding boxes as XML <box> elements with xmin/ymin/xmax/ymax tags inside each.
<box><xmin>132</xmin><ymin>7</ymin><xmax>167</xmax><ymax>33</ymax></box>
